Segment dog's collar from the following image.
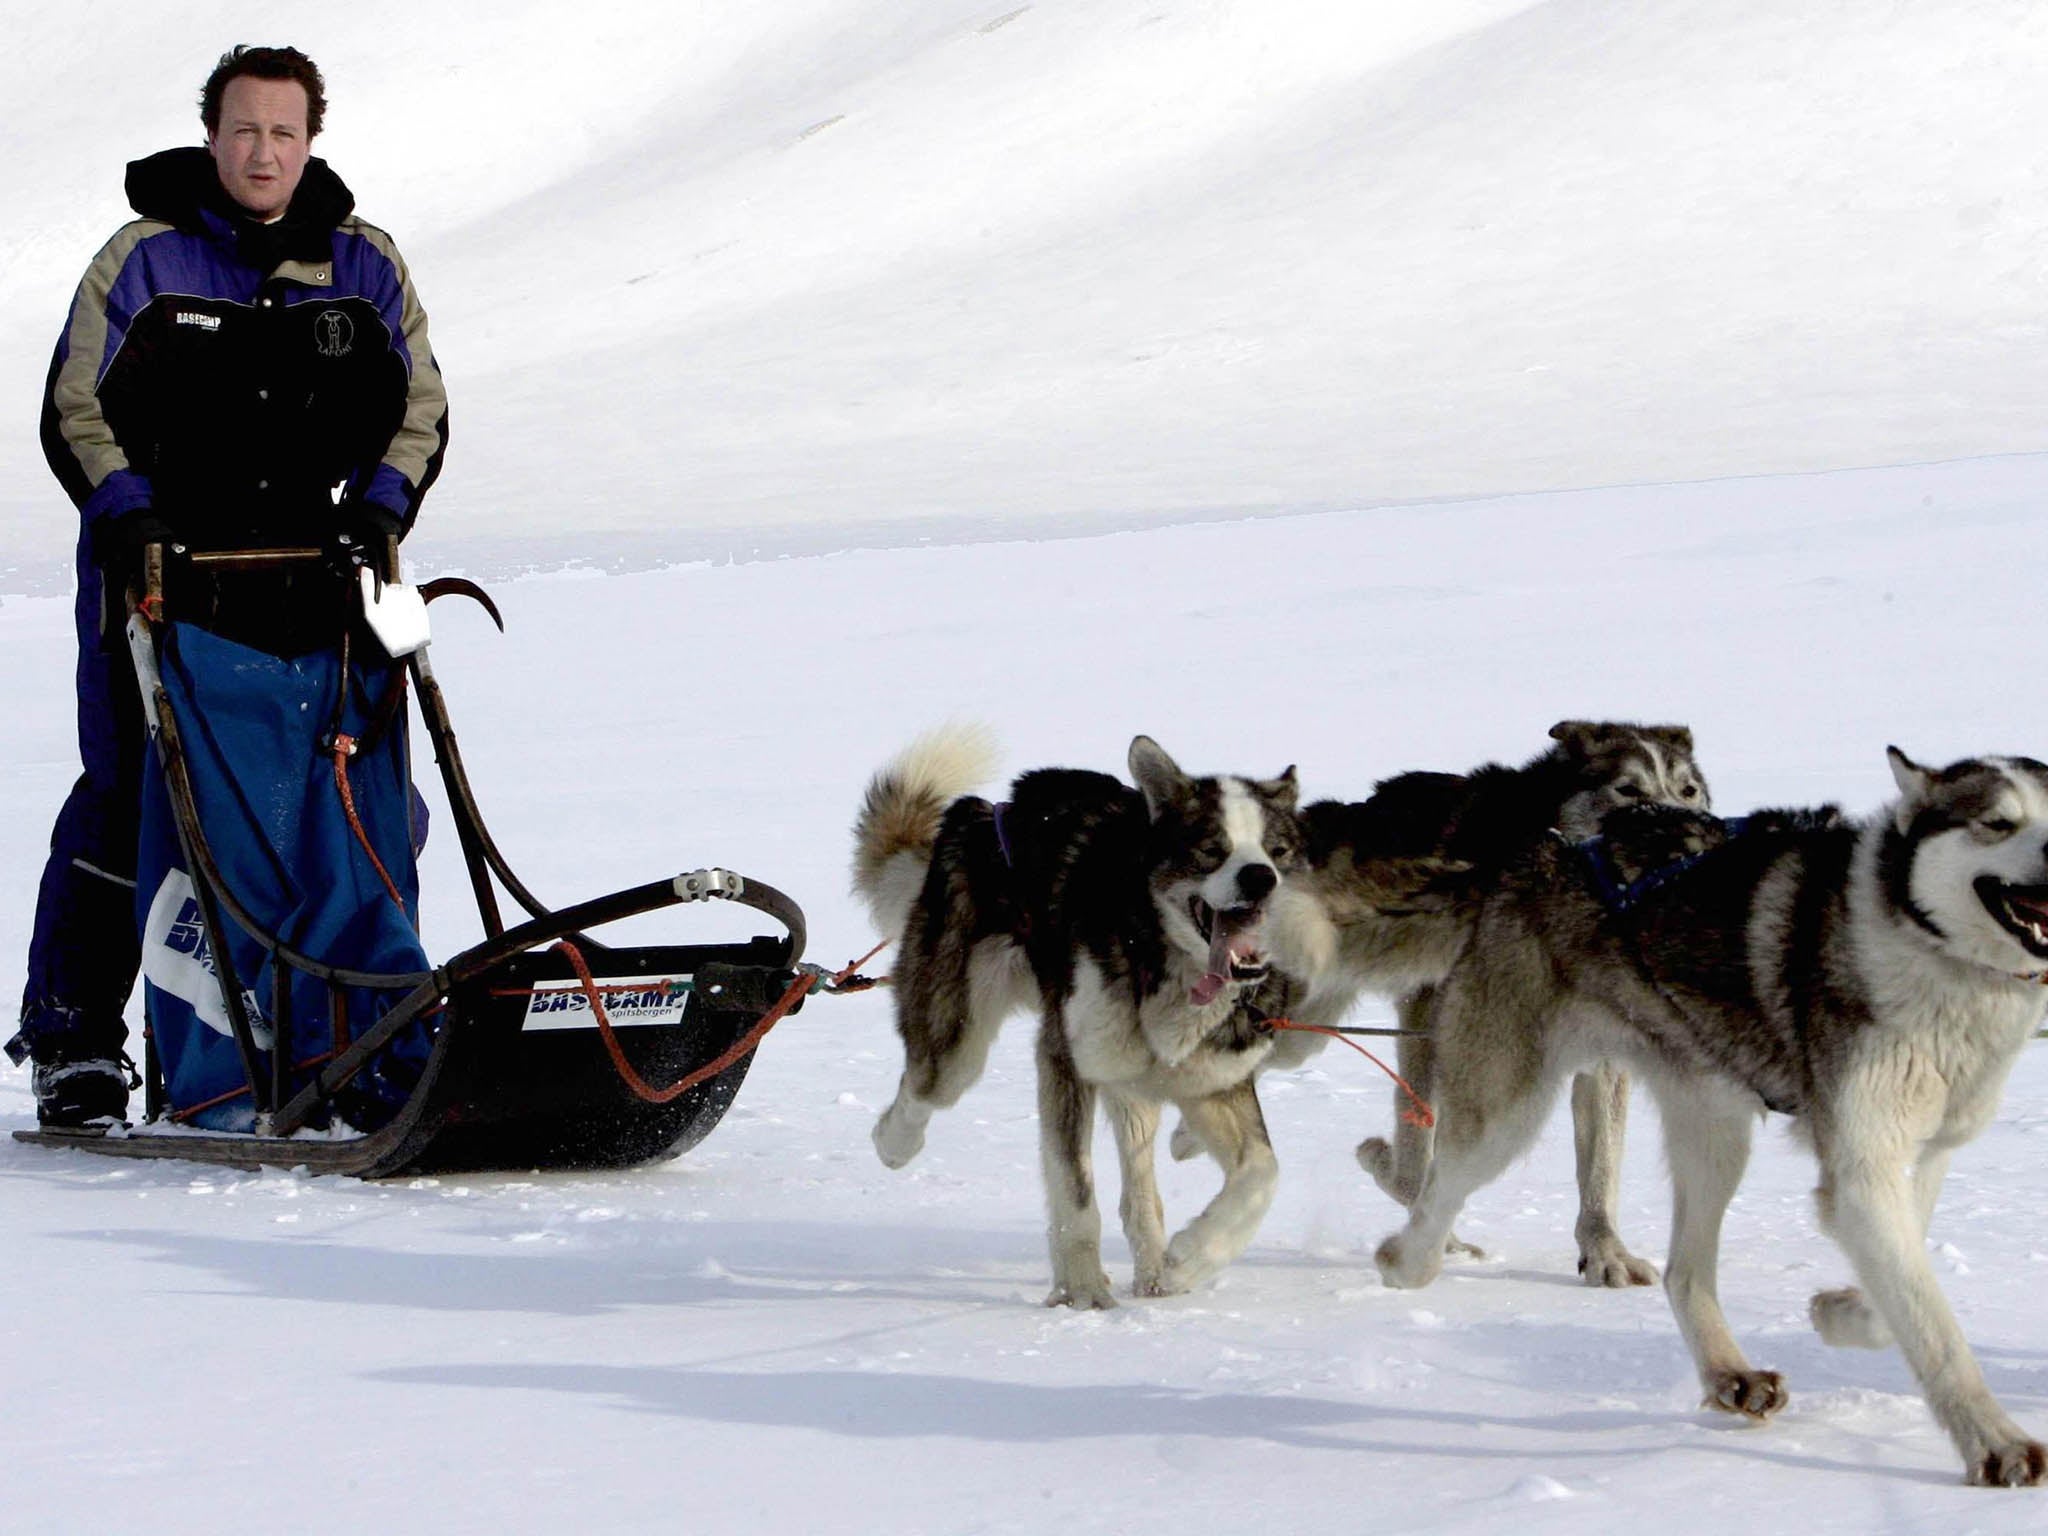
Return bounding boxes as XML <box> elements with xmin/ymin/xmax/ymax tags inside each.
<box><xmin>1970</xmin><ymin>954</ymin><xmax>2047</xmax><ymax>987</ymax></box>
<box><xmin>1985</xmin><ymin>951</ymin><xmax>2048</xmax><ymax>987</ymax></box>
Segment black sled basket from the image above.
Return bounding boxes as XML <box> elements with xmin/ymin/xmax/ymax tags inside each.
<box><xmin>17</xmin><ymin>542</ymin><xmax>807</xmax><ymax>1178</ymax></box>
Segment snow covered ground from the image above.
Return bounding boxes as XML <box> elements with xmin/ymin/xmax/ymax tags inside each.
<box><xmin>4</xmin><ymin>2</ymin><xmax>2048</xmax><ymax>1532</ymax></box>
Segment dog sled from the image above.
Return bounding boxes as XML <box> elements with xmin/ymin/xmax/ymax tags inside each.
<box><xmin>14</xmin><ymin>539</ymin><xmax>809</xmax><ymax>1177</ymax></box>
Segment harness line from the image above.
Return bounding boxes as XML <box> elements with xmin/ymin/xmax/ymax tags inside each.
<box><xmin>1263</xmin><ymin>1017</ymin><xmax>1436</xmax><ymax>1128</ymax></box>
<box><xmin>568</xmin><ymin>937</ymin><xmax>890</xmax><ymax>1105</ymax></box>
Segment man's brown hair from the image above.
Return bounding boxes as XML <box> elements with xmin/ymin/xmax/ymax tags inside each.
<box><xmin>199</xmin><ymin>45</ymin><xmax>327</xmax><ymax>137</ymax></box>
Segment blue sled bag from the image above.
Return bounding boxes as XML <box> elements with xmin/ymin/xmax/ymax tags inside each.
<box><xmin>135</xmin><ymin>622</ymin><xmax>436</xmax><ymax>1131</ymax></box>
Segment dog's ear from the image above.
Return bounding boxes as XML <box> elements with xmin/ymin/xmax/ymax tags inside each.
<box><xmin>1129</xmin><ymin>736</ymin><xmax>1192</xmax><ymax>819</ymax></box>
<box><xmin>1549</xmin><ymin>720</ymin><xmax>1608</xmax><ymax>756</ymax></box>
<box><xmin>1259</xmin><ymin>764</ymin><xmax>1299</xmax><ymax>812</ymax></box>
<box><xmin>1886</xmin><ymin>746</ymin><xmax>1932</xmax><ymax>831</ymax></box>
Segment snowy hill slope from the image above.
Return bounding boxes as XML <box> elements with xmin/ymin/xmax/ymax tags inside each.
<box><xmin>5</xmin><ymin>0</ymin><xmax>2046</xmax><ymax>587</ymax></box>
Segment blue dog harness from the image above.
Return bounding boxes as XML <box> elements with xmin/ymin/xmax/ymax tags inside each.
<box><xmin>1577</xmin><ymin>816</ymin><xmax>1753</xmax><ymax>915</ymax></box>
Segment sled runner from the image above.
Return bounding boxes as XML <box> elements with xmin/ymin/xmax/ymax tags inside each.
<box><xmin>15</xmin><ymin>541</ymin><xmax>807</xmax><ymax>1177</ymax></box>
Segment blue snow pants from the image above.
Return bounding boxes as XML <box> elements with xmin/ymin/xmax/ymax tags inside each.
<box><xmin>11</xmin><ymin>546</ymin><xmax>143</xmax><ymax>1065</ymax></box>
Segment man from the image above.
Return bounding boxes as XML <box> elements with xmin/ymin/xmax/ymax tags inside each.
<box><xmin>9</xmin><ymin>44</ymin><xmax>449</xmax><ymax>1126</ymax></box>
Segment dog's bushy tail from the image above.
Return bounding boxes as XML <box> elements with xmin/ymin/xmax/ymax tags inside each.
<box><xmin>852</xmin><ymin>723</ymin><xmax>1000</xmax><ymax>937</ymax></box>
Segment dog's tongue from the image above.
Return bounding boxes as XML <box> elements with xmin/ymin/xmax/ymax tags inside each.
<box><xmin>1188</xmin><ymin>908</ymin><xmax>1261</xmax><ymax>1006</ymax></box>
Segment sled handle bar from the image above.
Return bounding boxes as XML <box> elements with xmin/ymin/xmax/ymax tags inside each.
<box><xmin>264</xmin><ymin>869</ymin><xmax>806</xmax><ymax>1137</ymax></box>
<box><xmin>142</xmin><ymin>535</ymin><xmax>401</xmax><ymax>589</ymax></box>
<box><xmin>181</xmin><ymin>543</ymin><xmax>399</xmax><ymax>577</ymax></box>
<box><xmin>184</xmin><ymin>546</ymin><xmax>325</xmax><ymax>567</ymax></box>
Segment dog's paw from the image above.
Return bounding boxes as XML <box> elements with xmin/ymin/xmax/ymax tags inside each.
<box><xmin>1375</xmin><ymin>1231</ymin><xmax>1442</xmax><ymax>1290</ymax></box>
<box><xmin>1810</xmin><ymin>1286</ymin><xmax>1893</xmax><ymax>1349</ymax></box>
<box><xmin>1168</xmin><ymin>1118</ymin><xmax>1202</xmax><ymax>1163</ymax></box>
<box><xmin>1577</xmin><ymin>1236</ymin><xmax>1657</xmax><ymax>1288</ymax></box>
<box><xmin>1967</xmin><ymin>1436</ymin><xmax>2048</xmax><ymax>1487</ymax></box>
<box><xmin>1157</xmin><ymin>1231</ymin><xmax>1221</xmax><ymax>1295</ymax></box>
<box><xmin>1134</xmin><ymin>1264</ymin><xmax>1194</xmax><ymax>1299</ymax></box>
<box><xmin>1705</xmin><ymin>1368</ymin><xmax>1788</xmax><ymax>1420</ymax></box>
<box><xmin>1045</xmin><ymin>1279</ymin><xmax>1118</xmax><ymax>1311</ymax></box>
<box><xmin>1356</xmin><ymin>1134</ymin><xmax>1391</xmax><ymax>1178</ymax></box>
<box><xmin>1443</xmin><ymin>1230</ymin><xmax>1487</xmax><ymax>1262</ymax></box>
<box><xmin>870</xmin><ymin>1109</ymin><xmax>925</xmax><ymax>1170</ymax></box>
<box><xmin>1356</xmin><ymin>1135</ymin><xmax>1420</xmax><ymax>1204</ymax></box>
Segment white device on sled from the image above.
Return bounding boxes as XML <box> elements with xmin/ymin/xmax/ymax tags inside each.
<box><xmin>359</xmin><ymin>566</ymin><xmax>432</xmax><ymax>658</ymax></box>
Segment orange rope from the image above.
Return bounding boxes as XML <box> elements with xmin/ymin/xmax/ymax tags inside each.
<box><xmin>560</xmin><ymin>937</ymin><xmax>892</xmax><ymax>1106</ymax></box>
<box><xmin>330</xmin><ymin>733</ymin><xmax>409</xmax><ymax>917</ymax></box>
<box><xmin>831</xmin><ymin>937</ymin><xmax>891</xmax><ymax>987</ymax></box>
<box><xmin>166</xmin><ymin>1049</ymin><xmax>339</xmax><ymax>1123</ymax></box>
<box><xmin>1266</xmin><ymin>1017</ymin><xmax>1436</xmax><ymax>1128</ymax></box>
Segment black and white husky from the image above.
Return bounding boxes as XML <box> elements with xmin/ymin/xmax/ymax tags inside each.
<box><xmin>852</xmin><ymin>728</ymin><xmax>1304</xmax><ymax>1307</ymax></box>
<box><xmin>1259</xmin><ymin>720</ymin><xmax>1710</xmax><ymax>1282</ymax></box>
<box><xmin>1372</xmin><ymin>749</ymin><xmax>2048</xmax><ymax>1486</ymax></box>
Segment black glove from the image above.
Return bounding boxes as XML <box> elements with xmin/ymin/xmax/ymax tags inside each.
<box><xmin>328</xmin><ymin>503</ymin><xmax>404</xmax><ymax>572</ymax></box>
<box><xmin>345</xmin><ymin>502</ymin><xmax>405</xmax><ymax>545</ymax></box>
<box><xmin>329</xmin><ymin>505</ymin><xmax>401</xmax><ymax>565</ymax></box>
<box><xmin>90</xmin><ymin>508</ymin><xmax>175</xmax><ymax>576</ymax></box>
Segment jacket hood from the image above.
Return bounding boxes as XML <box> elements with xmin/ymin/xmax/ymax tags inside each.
<box><xmin>124</xmin><ymin>146</ymin><xmax>355</xmax><ymax>262</ymax></box>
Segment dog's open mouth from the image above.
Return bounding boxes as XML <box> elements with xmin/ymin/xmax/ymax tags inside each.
<box><xmin>1975</xmin><ymin>877</ymin><xmax>2048</xmax><ymax>959</ymax></box>
<box><xmin>1188</xmin><ymin>896</ymin><xmax>1269</xmax><ymax>1005</ymax></box>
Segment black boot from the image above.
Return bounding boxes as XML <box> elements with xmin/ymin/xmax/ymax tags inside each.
<box><xmin>6</xmin><ymin>1015</ymin><xmax>137</xmax><ymax>1129</ymax></box>
<box><xmin>30</xmin><ymin>1055</ymin><xmax>137</xmax><ymax>1128</ymax></box>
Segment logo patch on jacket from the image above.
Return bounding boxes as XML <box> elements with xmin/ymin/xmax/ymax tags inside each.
<box><xmin>174</xmin><ymin>310</ymin><xmax>221</xmax><ymax>331</ymax></box>
<box><xmin>314</xmin><ymin>309</ymin><xmax>355</xmax><ymax>357</ymax></box>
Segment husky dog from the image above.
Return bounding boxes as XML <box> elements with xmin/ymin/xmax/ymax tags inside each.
<box><xmin>1260</xmin><ymin>720</ymin><xmax>1708</xmax><ymax>1283</ymax></box>
<box><xmin>1372</xmin><ymin>750</ymin><xmax>2048</xmax><ymax>1486</ymax></box>
<box><xmin>853</xmin><ymin>729</ymin><xmax>1304</xmax><ymax>1306</ymax></box>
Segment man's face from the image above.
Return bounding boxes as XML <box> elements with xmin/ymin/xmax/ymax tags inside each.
<box><xmin>207</xmin><ymin>75</ymin><xmax>312</xmax><ymax>220</ymax></box>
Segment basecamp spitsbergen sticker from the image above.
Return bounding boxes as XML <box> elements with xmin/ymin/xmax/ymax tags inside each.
<box><xmin>522</xmin><ymin>978</ymin><xmax>692</xmax><ymax>1031</ymax></box>
<box><xmin>142</xmin><ymin>868</ymin><xmax>271</xmax><ymax>1047</ymax></box>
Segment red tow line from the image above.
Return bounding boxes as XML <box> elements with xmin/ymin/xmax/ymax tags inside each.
<box><xmin>1264</xmin><ymin>1018</ymin><xmax>1437</xmax><ymax>1128</ymax></box>
<box><xmin>548</xmin><ymin>923</ymin><xmax>1440</xmax><ymax>1130</ymax></box>
<box><xmin>565</xmin><ymin>937</ymin><xmax>891</xmax><ymax>1106</ymax></box>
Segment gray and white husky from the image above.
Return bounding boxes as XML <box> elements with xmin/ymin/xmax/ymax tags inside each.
<box><xmin>1372</xmin><ymin>749</ymin><xmax>2048</xmax><ymax>1486</ymax></box>
<box><xmin>1259</xmin><ymin>720</ymin><xmax>1709</xmax><ymax>1283</ymax></box>
<box><xmin>852</xmin><ymin>728</ymin><xmax>1305</xmax><ymax>1306</ymax></box>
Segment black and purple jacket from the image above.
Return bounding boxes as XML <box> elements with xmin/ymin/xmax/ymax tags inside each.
<box><xmin>41</xmin><ymin>145</ymin><xmax>448</xmax><ymax>550</ymax></box>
